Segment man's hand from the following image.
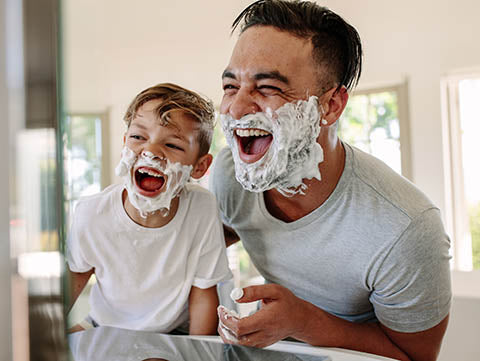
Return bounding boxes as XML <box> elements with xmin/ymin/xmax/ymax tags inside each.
<box><xmin>217</xmin><ymin>283</ymin><xmax>449</xmax><ymax>361</ymax></box>
<box><xmin>217</xmin><ymin>284</ymin><xmax>310</xmax><ymax>348</ymax></box>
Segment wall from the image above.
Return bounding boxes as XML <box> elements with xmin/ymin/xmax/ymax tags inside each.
<box><xmin>320</xmin><ymin>0</ymin><xmax>480</xmax><ymax>223</ymax></box>
<box><xmin>63</xmin><ymin>0</ymin><xmax>480</xmax><ymax>218</ymax></box>
<box><xmin>62</xmin><ymin>0</ymin><xmax>252</xmax><ymax>183</ymax></box>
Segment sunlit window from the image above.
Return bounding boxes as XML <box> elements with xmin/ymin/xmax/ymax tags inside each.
<box><xmin>443</xmin><ymin>74</ymin><xmax>480</xmax><ymax>270</ymax></box>
<box><xmin>63</xmin><ymin>113</ymin><xmax>109</xmax><ymax>224</ymax></box>
<box><xmin>339</xmin><ymin>83</ymin><xmax>411</xmax><ymax>179</ymax></box>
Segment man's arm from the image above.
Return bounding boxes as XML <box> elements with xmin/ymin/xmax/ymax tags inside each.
<box><xmin>218</xmin><ymin>284</ymin><xmax>449</xmax><ymax>361</ymax></box>
<box><xmin>188</xmin><ymin>285</ymin><xmax>219</xmax><ymax>335</ymax></box>
<box><xmin>67</xmin><ymin>268</ymin><xmax>94</xmax><ymax>314</ymax></box>
<box><xmin>223</xmin><ymin>224</ymin><xmax>240</xmax><ymax>247</ymax></box>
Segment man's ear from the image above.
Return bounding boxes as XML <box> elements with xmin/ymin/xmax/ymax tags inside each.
<box><xmin>321</xmin><ymin>86</ymin><xmax>349</xmax><ymax>126</ymax></box>
<box><xmin>191</xmin><ymin>153</ymin><xmax>213</xmax><ymax>179</ymax></box>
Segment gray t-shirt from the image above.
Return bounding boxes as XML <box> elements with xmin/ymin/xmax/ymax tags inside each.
<box><xmin>210</xmin><ymin>143</ymin><xmax>451</xmax><ymax>333</ymax></box>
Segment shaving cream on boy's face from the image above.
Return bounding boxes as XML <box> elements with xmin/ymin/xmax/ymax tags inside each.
<box><xmin>221</xmin><ymin>96</ymin><xmax>324</xmax><ymax>197</ymax></box>
<box><xmin>115</xmin><ymin>146</ymin><xmax>193</xmax><ymax>218</ymax></box>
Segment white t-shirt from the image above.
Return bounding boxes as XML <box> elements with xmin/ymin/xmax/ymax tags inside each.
<box><xmin>66</xmin><ymin>183</ymin><xmax>232</xmax><ymax>332</ymax></box>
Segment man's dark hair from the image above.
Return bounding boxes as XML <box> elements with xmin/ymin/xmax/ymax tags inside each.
<box><xmin>232</xmin><ymin>0</ymin><xmax>362</xmax><ymax>93</ymax></box>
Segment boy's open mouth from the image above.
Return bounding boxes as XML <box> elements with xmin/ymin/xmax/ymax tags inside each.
<box><xmin>134</xmin><ymin>166</ymin><xmax>165</xmax><ymax>196</ymax></box>
<box><xmin>235</xmin><ymin>128</ymin><xmax>273</xmax><ymax>163</ymax></box>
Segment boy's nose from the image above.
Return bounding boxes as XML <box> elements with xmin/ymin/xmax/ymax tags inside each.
<box><xmin>141</xmin><ymin>148</ymin><xmax>165</xmax><ymax>161</ymax></box>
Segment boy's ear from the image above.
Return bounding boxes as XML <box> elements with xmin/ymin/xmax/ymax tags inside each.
<box><xmin>191</xmin><ymin>153</ymin><xmax>213</xmax><ymax>179</ymax></box>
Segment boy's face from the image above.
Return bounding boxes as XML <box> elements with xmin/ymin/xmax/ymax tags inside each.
<box><xmin>124</xmin><ymin>99</ymin><xmax>207</xmax><ymax>198</ymax></box>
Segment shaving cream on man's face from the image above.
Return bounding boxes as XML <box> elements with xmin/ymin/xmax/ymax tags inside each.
<box><xmin>221</xmin><ymin>96</ymin><xmax>324</xmax><ymax>196</ymax></box>
<box><xmin>115</xmin><ymin>146</ymin><xmax>193</xmax><ymax>218</ymax></box>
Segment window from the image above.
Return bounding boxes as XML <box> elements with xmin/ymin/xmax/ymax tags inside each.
<box><xmin>339</xmin><ymin>81</ymin><xmax>412</xmax><ymax>179</ymax></box>
<box><xmin>63</xmin><ymin>113</ymin><xmax>110</xmax><ymax>225</ymax></box>
<box><xmin>62</xmin><ymin>112</ymin><xmax>110</xmax><ymax>325</ymax></box>
<box><xmin>442</xmin><ymin>73</ymin><xmax>480</xmax><ymax>271</ymax></box>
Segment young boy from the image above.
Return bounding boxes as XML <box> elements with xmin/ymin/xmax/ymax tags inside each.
<box><xmin>66</xmin><ymin>83</ymin><xmax>232</xmax><ymax>335</ymax></box>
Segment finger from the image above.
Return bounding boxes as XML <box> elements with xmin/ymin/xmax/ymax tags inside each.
<box><xmin>236</xmin><ymin>329</ymin><xmax>277</xmax><ymax>349</ymax></box>
<box><xmin>218</xmin><ymin>321</ymin><xmax>239</xmax><ymax>344</ymax></box>
<box><xmin>235</xmin><ymin>284</ymin><xmax>283</xmax><ymax>303</ymax></box>
<box><xmin>220</xmin><ymin>306</ymin><xmax>274</xmax><ymax>338</ymax></box>
<box><xmin>217</xmin><ymin>306</ymin><xmax>241</xmax><ymax>333</ymax></box>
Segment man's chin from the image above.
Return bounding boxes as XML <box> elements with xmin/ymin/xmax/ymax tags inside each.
<box><xmin>238</xmin><ymin>152</ymin><xmax>265</xmax><ymax>164</ymax></box>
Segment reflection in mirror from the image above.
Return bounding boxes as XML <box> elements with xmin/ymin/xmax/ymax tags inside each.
<box><xmin>68</xmin><ymin>326</ymin><xmax>330</xmax><ymax>361</ymax></box>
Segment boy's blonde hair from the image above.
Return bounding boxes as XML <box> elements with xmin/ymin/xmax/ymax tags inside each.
<box><xmin>124</xmin><ymin>83</ymin><xmax>215</xmax><ymax>156</ymax></box>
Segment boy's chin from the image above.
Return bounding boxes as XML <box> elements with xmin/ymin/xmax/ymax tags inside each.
<box><xmin>135</xmin><ymin>186</ymin><xmax>164</xmax><ymax>198</ymax></box>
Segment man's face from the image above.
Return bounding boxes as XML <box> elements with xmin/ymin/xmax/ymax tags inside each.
<box><xmin>221</xmin><ymin>25</ymin><xmax>321</xmax><ymax>164</ymax></box>
<box><xmin>124</xmin><ymin>99</ymin><xmax>201</xmax><ymax>198</ymax></box>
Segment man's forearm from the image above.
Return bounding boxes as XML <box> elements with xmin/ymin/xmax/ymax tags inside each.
<box><xmin>294</xmin><ymin>300</ymin><xmax>410</xmax><ymax>361</ymax></box>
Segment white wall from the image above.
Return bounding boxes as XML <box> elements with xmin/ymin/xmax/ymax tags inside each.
<box><xmin>63</xmin><ymin>1</ymin><xmax>480</xmax><ymax>360</ymax></box>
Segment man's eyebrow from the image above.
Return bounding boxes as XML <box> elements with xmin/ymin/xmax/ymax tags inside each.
<box><xmin>222</xmin><ymin>69</ymin><xmax>290</xmax><ymax>85</ymax></box>
<box><xmin>254</xmin><ymin>71</ymin><xmax>289</xmax><ymax>85</ymax></box>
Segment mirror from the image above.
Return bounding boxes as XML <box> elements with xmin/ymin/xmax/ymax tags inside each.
<box><xmin>59</xmin><ymin>1</ymin><xmax>480</xmax><ymax>360</ymax></box>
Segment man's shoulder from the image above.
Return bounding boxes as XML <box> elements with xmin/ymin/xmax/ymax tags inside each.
<box><xmin>209</xmin><ymin>147</ymin><xmax>243</xmax><ymax>197</ymax></box>
<box><xmin>347</xmin><ymin>144</ymin><xmax>436</xmax><ymax>219</ymax></box>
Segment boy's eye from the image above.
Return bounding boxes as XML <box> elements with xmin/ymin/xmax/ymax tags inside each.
<box><xmin>129</xmin><ymin>134</ymin><xmax>145</xmax><ymax>140</ymax></box>
<box><xmin>166</xmin><ymin>143</ymin><xmax>184</xmax><ymax>151</ymax></box>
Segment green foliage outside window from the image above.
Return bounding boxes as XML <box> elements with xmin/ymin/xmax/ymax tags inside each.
<box><xmin>339</xmin><ymin>91</ymin><xmax>402</xmax><ymax>174</ymax></box>
<box><xmin>469</xmin><ymin>203</ymin><xmax>480</xmax><ymax>269</ymax></box>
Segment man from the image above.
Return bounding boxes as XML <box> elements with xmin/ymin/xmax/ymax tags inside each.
<box><xmin>209</xmin><ymin>1</ymin><xmax>451</xmax><ymax>360</ymax></box>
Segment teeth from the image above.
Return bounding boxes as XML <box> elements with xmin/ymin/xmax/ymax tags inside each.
<box><xmin>235</xmin><ymin>129</ymin><xmax>270</xmax><ymax>137</ymax></box>
<box><xmin>138</xmin><ymin>168</ymin><xmax>163</xmax><ymax>177</ymax></box>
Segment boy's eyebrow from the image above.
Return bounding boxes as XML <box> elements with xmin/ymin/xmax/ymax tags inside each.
<box><xmin>221</xmin><ymin>69</ymin><xmax>290</xmax><ymax>85</ymax></box>
<box><xmin>129</xmin><ymin>122</ymin><xmax>147</xmax><ymax>130</ymax></box>
<box><xmin>171</xmin><ymin>132</ymin><xmax>189</xmax><ymax>143</ymax></box>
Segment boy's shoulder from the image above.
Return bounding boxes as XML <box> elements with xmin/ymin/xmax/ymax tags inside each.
<box><xmin>183</xmin><ymin>183</ymin><xmax>218</xmax><ymax>210</ymax></box>
<box><xmin>74</xmin><ymin>184</ymin><xmax>122</xmax><ymax>217</ymax></box>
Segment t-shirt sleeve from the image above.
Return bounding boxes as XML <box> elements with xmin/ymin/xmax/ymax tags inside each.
<box><xmin>369</xmin><ymin>208</ymin><xmax>452</xmax><ymax>332</ymax></box>
<box><xmin>65</xmin><ymin>203</ymin><xmax>94</xmax><ymax>273</ymax></box>
<box><xmin>192</xmin><ymin>200</ymin><xmax>233</xmax><ymax>289</ymax></box>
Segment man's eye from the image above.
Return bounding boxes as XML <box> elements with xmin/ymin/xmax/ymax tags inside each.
<box><xmin>223</xmin><ymin>84</ymin><xmax>238</xmax><ymax>93</ymax></box>
<box><xmin>166</xmin><ymin>144</ymin><xmax>183</xmax><ymax>151</ymax></box>
<box><xmin>258</xmin><ymin>85</ymin><xmax>282</xmax><ymax>95</ymax></box>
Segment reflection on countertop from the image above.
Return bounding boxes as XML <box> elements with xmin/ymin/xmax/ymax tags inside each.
<box><xmin>68</xmin><ymin>326</ymin><xmax>330</xmax><ymax>361</ymax></box>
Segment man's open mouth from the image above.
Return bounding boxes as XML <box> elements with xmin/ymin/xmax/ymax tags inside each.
<box><xmin>134</xmin><ymin>166</ymin><xmax>166</xmax><ymax>196</ymax></box>
<box><xmin>235</xmin><ymin>128</ymin><xmax>273</xmax><ymax>163</ymax></box>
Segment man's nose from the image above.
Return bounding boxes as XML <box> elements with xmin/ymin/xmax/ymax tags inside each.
<box><xmin>228</xmin><ymin>89</ymin><xmax>260</xmax><ymax>120</ymax></box>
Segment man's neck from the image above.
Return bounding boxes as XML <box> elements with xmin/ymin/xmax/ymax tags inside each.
<box><xmin>122</xmin><ymin>189</ymin><xmax>179</xmax><ymax>228</ymax></box>
<box><xmin>264</xmin><ymin>139</ymin><xmax>345</xmax><ymax>223</ymax></box>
